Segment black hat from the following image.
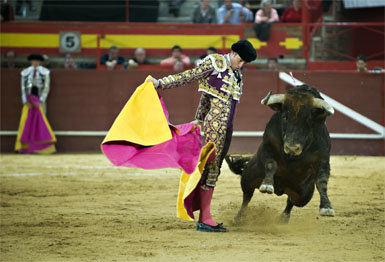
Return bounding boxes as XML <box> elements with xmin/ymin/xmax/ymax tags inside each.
<box><xmin>28</xmin><ymin>54</ymin><xmax>44</xmax><ymax>61</ymax></box>
<box><xmin>231</xmin><ymin>40</ymin><xmax>257</xmax><ymax>62</ymax></box>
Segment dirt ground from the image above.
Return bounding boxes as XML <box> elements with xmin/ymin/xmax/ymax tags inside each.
<box><xmin>0</xmin><ymin>154</ymin><xmax>384</xmax><ymax>262</ymax></box>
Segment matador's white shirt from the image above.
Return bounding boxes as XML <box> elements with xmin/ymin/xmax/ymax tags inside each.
<box><xmin>20</xmin><ymin>65</ymin><xmax>50</xmax><ymax>104</ymax></box>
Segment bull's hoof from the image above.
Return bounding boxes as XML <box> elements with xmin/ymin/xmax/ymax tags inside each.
<box><xmin>319</xmin><ymin>208</ymin><xmax>335</xmax><ymax>217</ymax></box>
<box><xmin>234</xmin><ymin>213</ymin><xmax>242</xmax><ymax>225</ymax></box>
<box><xmin>277</xmin><ymin>213</ymin><xmax>290</xmax><ymax>224</ymax></box>
<box><xmin>259</xmin><ymin>184</ymin><xmax>274</xmax><ymax>194</ymax></box>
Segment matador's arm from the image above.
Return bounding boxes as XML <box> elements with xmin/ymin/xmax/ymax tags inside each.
<box><xmin>158</xmin><ymin>58</ymin><xmax>215</xmax><ymax>89</ymax></box>
<box><xmin>39</xmin><ymin>69</ymin><xmax>50</xmax><ymax>103</ymax></box>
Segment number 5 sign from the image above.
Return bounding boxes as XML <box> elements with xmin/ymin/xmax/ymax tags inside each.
<box><xmin>59</xmin><ymin>31</ymin><xmax>81</xmax><ymax>53</ymax></box>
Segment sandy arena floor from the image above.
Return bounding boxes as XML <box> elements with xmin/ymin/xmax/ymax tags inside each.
<box><xmin>0</xmin><ymin>153</ymin><xmax>384</xmax><ymax>262</ymax></box>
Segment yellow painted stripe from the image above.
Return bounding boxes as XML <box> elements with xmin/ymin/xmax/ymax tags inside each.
<box><xmin>1</xmin><ymin>33</ymin><xmax>59</xmax><ymax>47</ymax></box>
<box><xmin>1</xmin><ymin>33</ymin><xmax>240</xmax><ymax>49</ymax></box>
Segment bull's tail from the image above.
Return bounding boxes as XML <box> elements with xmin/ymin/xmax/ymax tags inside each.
<box><xmin>224</xmin><ymin>154</ymin><xmax>252</xmax><ymax>176</ymax></box>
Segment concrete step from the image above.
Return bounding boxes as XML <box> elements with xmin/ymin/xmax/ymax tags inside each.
<box><xmin>157</xmin><ymin>16</ymin><xmax>192</xmax><ymax>23</ymax></box>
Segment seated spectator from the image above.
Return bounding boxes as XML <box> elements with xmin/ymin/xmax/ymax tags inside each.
<box><xmin>356</xmin><ymin>55</ymin><xmax>368</xmax><ymax>72</ymax></box>
<box><xmin>281</xmin><ymin>0</ymin><xmax>302</xmax><ymax>23</ymax></box>
<box><xmin>192</xmin><ymin>0</ymin><xmax>217</xmax><ymax>23</ymax></box>
<box><xmin>160</xmin><ymin>45</ymin><xmax>191</xmax><ymax>72</ymax></box>
<box><xmin>267</xmin><ymin>57</ymin><xmax>279</xmax><ymax>71</ymax></box>
<box><xmin>1</xmin><ymin>0</ymin><xmax>12</xmax><ymax>22</ymax></box>
<box><xmin>253</xmin><ymin>0</ymin><xmax>279</xmax><ymax>41</ymax></box>
<box><xmin>195</xmin><ymin>46</ymin><xmax>218</xmax><ymax>66</ymax></box>
<box><xmin>101</xmin><ymin>45</ymin><xmax>125</xmax><ymax>70</ymax></box>
<box><xmin>126</xmin><ymin>48</ymin><xmax>150</xmax><ymax>69</ymax></box>
<box><xmin>169</xmin><ymin>0</ymin><xmax>185</xmax><ymax>17</ymax></box>
<box><xmin>217</xmin><ymin>0</ymin><xmax>253</xmax><ymax>24</ymax></box>
<box><xmin>5</xmin><ymin>50</ymin><xmax>16</xmax><ymax>68</ymax></box>
<box><xmin>64</xmin><ymin>54</ymin><xmax>77</xmax><ymax>69</ymax></box>
<box><xmin>206</xmin><ymin>46</ymin><xmax>217</xmax><ymax>55</ymax></box>
<box><xmin>355</xmin><ymin>55</ymin><xmax>385</xmax><ymax>73</ymax></box>
<box><xmin>16</xmin><ymin>0</ymin><xmax>34</xmax><ymax>15</ymax></box>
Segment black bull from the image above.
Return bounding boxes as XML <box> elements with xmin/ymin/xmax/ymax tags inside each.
<box><xmin>226</xmin><ymin>85</ymin><xmax>335</xmax><ymax>223</ymax></box>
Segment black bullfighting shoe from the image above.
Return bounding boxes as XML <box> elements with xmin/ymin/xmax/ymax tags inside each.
<box><xmin>196</xmin><ymin>222</ymin><xmax>227</xmax><ymax>232</ymax></box>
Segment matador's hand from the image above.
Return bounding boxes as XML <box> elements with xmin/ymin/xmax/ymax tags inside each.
<box><xmin>147</xmin><ymin>77</ymin><xmax>160</xmax><ymax>89</ymax></box>
<box><xmin>191</xmin><ymin>119</ymin><xmax>202</xmax><ymax>129</ymax></box>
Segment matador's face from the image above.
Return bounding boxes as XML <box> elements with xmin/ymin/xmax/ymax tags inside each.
<box><xmin>31</xmin><ymin>60</ymin><xmax>41</xmax><ymax>67</ymax></box>
<box><xmin>229</xmin><ymin>51</ymin><xmax>246</xmax><ymax>71</ymax></box>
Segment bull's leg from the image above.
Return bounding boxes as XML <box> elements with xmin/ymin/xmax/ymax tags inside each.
<box><xmin>259</xmin><ymin>160</ymin><xmax>277</xmax><ymax>194</ymax></box>
<box><xmin>278</xmin><ymin>197</ymin><xmax>294</xmax><ymax>224</ymax></box>
<box><xmin>235</xmin><ymin>188</ymin><xmax>255</xmax><ymax>224</ymax></box>
<box><xmin>316</xmin><ymin>166</ymin><xmax>335</xmax><ymax>217</ymax></box>
<box><xmin>234</xmin><ymin>174</ymin><xmax>258</xmax><ymax>224</ymax></box>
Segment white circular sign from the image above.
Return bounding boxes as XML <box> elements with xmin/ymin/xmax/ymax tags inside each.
<box><xmin>60</xmin><ymin>32</ymin><xmax>81</xmax><ymax>52</ymax></box>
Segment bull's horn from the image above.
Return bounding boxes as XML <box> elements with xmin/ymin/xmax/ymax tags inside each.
<box><xmin>261</xmin><ymin>93</ymin><xmax>285</xmax><ymax>105</ymax></box>
<box><xmin>313</xmin><ymin>98</ymin><xmax>335</xmax><ymax>115</ymax></box>
<box><xmin>260</xmin><ymin>91</ymin><xmax>272</xmax><ymax>104</ymax></box>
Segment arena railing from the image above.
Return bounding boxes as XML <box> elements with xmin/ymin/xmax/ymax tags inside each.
<box><xmin>304</xmin><ymin>22</ymin><xmax>385</xmax><ymax>70</ymax></box>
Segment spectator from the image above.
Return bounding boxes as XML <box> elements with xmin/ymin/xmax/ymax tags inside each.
<box><xmin>1</xmin><ymin>0</ymin><xmax>12</xmax><ymax>21</ymax></box>
<box><xmin>217</xmin><ymin>0</ymin><xmax>253</xmax><ymax>24</ymax></box>
<box><xmin>101</xmin><ymin>46</ymin><xmax>125</xmax><ymax>70</ymax></box>
<box><xmin>356</xmin><ymin>55</ymin><xmax>368</xmax><ymax>72</ymax></box>
<box><xmin>169</xmin><ymin>0</ymin><xmax>185</xmax><ymax>17</ymax></box>
<box><xmin>160</xmin><ymin>45</ymin><xmax>191</xmax><ymax>72</ymax></box>
<box><xmin>126</xmin><ymin>48</ymin><xmax>150</xmax><ymax>69</ymax></box>
<box><xmin>195</xmin><ymin>46</ymin><xmax>218</xmax><ymax>66</ymax></box>
<box><xmin>16</xmin><ymin>0</ymin><xmax>33</xmax><ymax>15</ymax></box>
<box><xmin>206</xmin><ymin>46</ymin><xmax>217</xmax><ymax>55</ymax></box>
<box><xmin>192</xmin><ymin>0</ymin><xmax>217</xmax><ymax>24</ymax></box>
<box><xmin>5</xmin><ymin>50</ymin><xmax>16</xmax><ymax>68</ymax></box>
<box><xmin>64</xmin><ymin>54</ymin><xmax>77</xmax><ymax>69</ymax></box>
<box><xmin>280</xmin><ymin>0</ymin><xmax>302</xmax><ymax>23</ymax></box>
<box><xmin>267</xmin><ymin>57</ymin><xmax>278</xmax><ymax>71</ymax></box>
<box><xmin>253</xmin><ymin>0</ymin><xmax>279</xmax><ymax>41</ymax></box>
<box><xmin>355</xmin><ymin>55</ymin><xmax>385</xmax><ymax>73</ymax></box>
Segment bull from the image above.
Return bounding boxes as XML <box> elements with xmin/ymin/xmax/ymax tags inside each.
<box><xmin>226</xmin><ymin>84</ymin><xmax>335</xmax><ymax>223</ymax></box>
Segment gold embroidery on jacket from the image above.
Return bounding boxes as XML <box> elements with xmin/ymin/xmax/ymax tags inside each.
<box><xmin>160</xmin><ymin>54</ymin><xmax>242</xmax><ymax>102</ymax></box>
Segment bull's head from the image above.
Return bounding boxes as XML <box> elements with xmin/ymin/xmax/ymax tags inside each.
<box><xmin>261</xmin><ymin>86</ymin><xmax>334</xmax><ymax>157</ymax></box>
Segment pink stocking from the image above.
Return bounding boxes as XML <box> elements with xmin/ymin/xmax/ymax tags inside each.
<box><xmin>198</xmin><ymin>186</ymin><xmax>217</xmax><ymax>226</ymax></box>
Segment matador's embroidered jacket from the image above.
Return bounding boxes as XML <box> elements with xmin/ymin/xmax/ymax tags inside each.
<box><xmin>159</xmin><ymin>53</ymin><xmax>242</xmax><ymax>103</ymax></box>
<box><xmin>158</xmin><ymin>53</ymin><xmax>243</xmax><ymax>187</ymax></box>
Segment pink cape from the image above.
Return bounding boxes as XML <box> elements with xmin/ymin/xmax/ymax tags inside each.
<box><xmin>101</xmin><ymin>94</ymin><xmax>203</xmax><ymax>174</ymax></box>
<box><xmin>18</xmin><ymin>95</ymin><xmax>55</xmax><ymax>153</ymax></box>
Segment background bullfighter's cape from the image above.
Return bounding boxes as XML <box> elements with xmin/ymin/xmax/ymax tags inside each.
<box><xmin>15</xmin><ymin>94</ymin><xmax>56</xmax><ymax>154</ymax></box>
<box><xmin>101</xmin><ymin>76</ymin><xmax>215</xmax><ymax>221</ymax></box>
